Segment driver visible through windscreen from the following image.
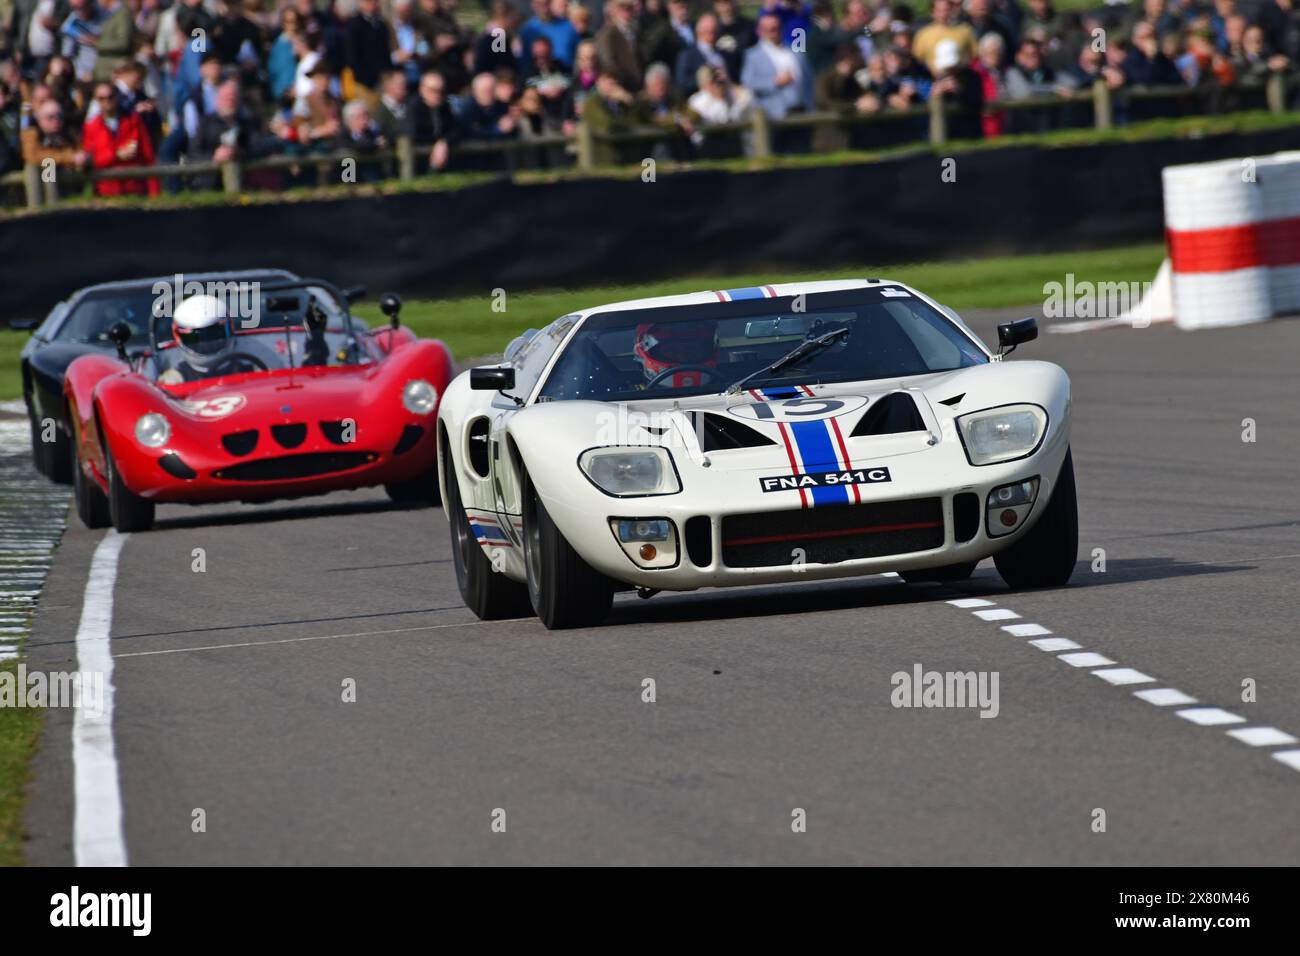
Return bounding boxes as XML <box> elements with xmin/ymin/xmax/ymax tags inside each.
<box><xmin>537</xmin><ymin>288</ymin><xmax>988</xmax><ymax>403</ymax></box>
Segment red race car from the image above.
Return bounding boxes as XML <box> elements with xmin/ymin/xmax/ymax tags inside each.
<box><xmin>63</xmin><ymin>278</ymin><xmax>453</xmax><ymax>533</ymax></box>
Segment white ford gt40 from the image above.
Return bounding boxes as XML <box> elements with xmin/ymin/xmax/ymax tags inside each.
<box><xmin>437</xmin><ymin>280</ymin><xmax>1076</xmax><ymax>629</ymax></box>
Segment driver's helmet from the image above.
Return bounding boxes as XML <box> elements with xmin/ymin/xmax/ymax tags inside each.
<box><xmin>171</xmin><ymin>294</ymin><xmax>232</xmax><ymax>366</ymax></box>
<box><xmin>633</xmin><ymin>321</ymin><xmax>718</xmax><ymax>388</ymax></box>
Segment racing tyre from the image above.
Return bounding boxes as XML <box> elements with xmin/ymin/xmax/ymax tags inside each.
<box><xmin>73</xmin><ymin>454</ymin><xmax>110</xmax><ymax>529</ymax></box>
<box><xmin>106</xmin><ymin>442</ymin><xmax>155</xmax><ymax>533</ymax></box>
<box><xmin>29</xmin><ymin>411</ymin><xmax>73</xmax><ymax>484</ymax></box>
<box><xmin>444</xmin><ymin>450</ymin><xmax>531</xmax><ymax>620</ymax></box>
<box><xmin>994</xmin><ymin>448</ymin><xmax>1078</xmax><ymax>589</ymax></box>
<box><xmin>900</xmin><ymin>561</ymin><xmax>978</xmax><ymax>584</ymax></box>
<box><xmin>385</xmin><ymin>461</ymin><xmax>441</xmax><ymax>507</ymax></box>
<box><xmin>522</xmin><ymin>475</ymin><xmax>613</xmax><ymax>630</ymax></box>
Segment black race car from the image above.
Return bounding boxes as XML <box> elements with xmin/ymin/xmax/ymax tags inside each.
<box><xmin>18</xmin><ymin>270</ymin><xmax>303</xmax><ymax>483</ymax></box>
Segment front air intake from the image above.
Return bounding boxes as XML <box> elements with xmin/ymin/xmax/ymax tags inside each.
<box><xmin>214</xmin><ymin>452</ymin><xmax>375</xmax><ymax>482</ymax></box>
<box><xmin>687</xmin><ymin>412</ymin><xmax>777</xmax><ymax>451</ymax></box>
<box><xmin>271</xmin><ymin>423</ymin><xmax>307</xmax><ymax>449</ymax></box>
<box><xmin>850</xmin><ymin>393</ymin><xmax>926</xmax><ymax>437</ymax></box>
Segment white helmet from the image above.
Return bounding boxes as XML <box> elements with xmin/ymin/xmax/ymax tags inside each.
<box><xmin>172</xmin><ymin>294</ymin><xmax>232</xmax><ymax>364</ymax></box>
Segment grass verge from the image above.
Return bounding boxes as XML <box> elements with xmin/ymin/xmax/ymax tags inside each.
<box><xmin>0</xmin><ymin>659</ymin><xmax>41</xmax><ymax>866</ymax></box>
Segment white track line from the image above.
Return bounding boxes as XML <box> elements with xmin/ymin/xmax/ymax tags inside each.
<box><xmin>1227</xmin><ymin>727</ymin><xmax>1298</xmax><ymax>747</ymax></box>
<box><xmin>1029</xmin><ymin>637</ymin><xmax>1081</xmax><ymax>651</ymax></box>
<box><xmin>73</xmin><ymin>531</ymin><xmax>129</xmax><ymax>868</ymax></box>
<box><xmin>1134</xmin><ymin>688</ymin><xmax>1198</xmax><ymax>706</ymax></box>
<box><xmin>1091</xmin><ymin>668</ymin><xmax>1155</xmax><ymax>686</ymax></box>
<box><xmin>1176</xmin><ymin>707</ymin><xmax>1246</xmax><ymax>726</ymax></box>
<box><xmin>1002</xmin><ymin>623</ymin><xmax>1051</xmax><ymax>637</ymax></box>
<box><xmin>1058</xmin><ymin>652</ymin><xmax>1115</xmax><ymax>668</ymax></box>
<box><xmin>973</xmin><ymin>608</ymin><xmax>1020</xmax><ymax>621</ymax></box>
<box><xmin>953</xmin><ymin>598</ymin><xmax>1300</xmax><ymax>773</ymax></box>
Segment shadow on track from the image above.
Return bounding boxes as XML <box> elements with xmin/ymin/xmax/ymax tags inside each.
<box><xmin>150</xmin><ymin>498</ymin><xmax>438</xmax><ymax>532</ymax></box>
<box><xmin>604</xmin><ymin>555</ymin><xmax>1251</xmax><ymax>628</ymax></box>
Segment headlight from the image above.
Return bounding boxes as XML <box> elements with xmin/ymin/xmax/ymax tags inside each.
<box><xmin>134</xmin><ymin>412</ymin><xmax>171</xmax><ymax>448</ymax></box>
<box><xmin>402</xmin><ymin>379</ymin><xmax>438</xmax><ymax>415</ymax></box>
<box><xmin>580</xmin><ymin>447</ymin><xmax>680</xmax><ymax>497</ymax></box>
<box><xmin>957</xmin><ymin>404</ymin><xmax>1047</xmax><ymax>466</ymax></box>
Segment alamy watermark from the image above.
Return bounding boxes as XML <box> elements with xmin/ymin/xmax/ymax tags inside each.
<box><xmin>891</xmin><ymin>663</ymin><xmax>1000</xmax><ymax>718</ymax></box>
<box><xmin>151</xmin><ymin>274</ymin><xmax>262</xmax><ymax>329</ymax></box>
<box><xmin>0</xmin><ymin>665</ymin><xmax>104</xmax><ymax>717</ymax></box>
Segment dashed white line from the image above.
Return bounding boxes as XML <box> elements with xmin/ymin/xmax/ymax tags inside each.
<box><xmin>1058</xmin><ymin>652</ymin><xmax>1115</xmax><ymax>668</ymax></box>
<box><xmin>1091</xmin><ymin>667</ymin><xmax>1155</xmax><ymax>686</ymax></box>
<box><xmin>973</xmin><ymin>608</ymin><xmax>1020</xmax><ymax>621</ymax></box>
<box><xmin>1176</xmin><ymin>708</ymin><xmax>1246</xmax><ymax>726</ymax></box>
<box><xmin>1002</xmin><ymin>623</ymin><xmax>1051</xmax><ymax>637</ymax></box>
<box><xmin>1273</xmin><ymin>751</ymin><xmax>1300</xmax><ymax>771</ymax></box>
<box><xmin>1134</xmin><ymin>688</ymin><xmax>1198</xmax><ymax>706</ymax></box>
<box><xmin>73</xmin><ymin>531</ymin><xmax>130</xmax><ymax>868</ymax></box>
<box><xmin>1028</xmin><ymin>637</ymin><xmax>1081</xmax><ymax>652</ymax></box>
<box><xmin>1227</xmin><ymin>727</ymin><xmax>1299</xmax><ymax>747</ymax></box>
<box><xmin>947</xmin><ymin>598</ymin><xmax>995</xmax><ymax>608</ymax></box>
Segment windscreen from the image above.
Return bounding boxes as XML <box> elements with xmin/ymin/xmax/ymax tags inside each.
<box><xmin>536</xmin><ymin>288</ymin><xmax>987</xmax><ymax>402</ymax></box>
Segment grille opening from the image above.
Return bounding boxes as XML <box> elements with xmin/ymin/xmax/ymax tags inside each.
<box><xmin>214</xmin><ymin>451</ymin><xmax>375</xmax><ymax>482</ymax></box>
<box><xmin>688</xmin><ymin>412</ymin><xmax>777</xmax><ymax>451</ymax></box>
<box><xmin>393</xmin><ymin>424</ymin><xmax>424</xmax><ymax>455</ymax></box>
<box><xmin>953</xmin><ymin>492</ymin><xmax>980</xmax><ymax>543</ymax></box>
<box><xmin>271</xmin><ymin>423</ymin><xmax>307</xmax><ymax>449</ymax></box>
<box><xmin>159</xmin><ymin>453</ymin><xmax>196</xmax><ymax>479</ymax></box>
<box><xmin>467</xmin><ymin>418</ymin><xmax>491</xmax><ymax>477</ymax></box>
<box><xmin>221</xmin><ymin>430</ymin><xmax>258</xmax><ymax>456</ymax></box>
<box><xmin>685</xmin><ymin>516</ymin><xmax>712</xmax><ymax>567</ymax></box>
<box><xmin>319</xmin><ymin>420</ymin><xmax>355</xmax><ymax>445</ymax></box>
<box><xmin>721</xmin><ymin>498</ymin><xmax>944</xmax><ymax>568</ymax></box>
<box><xmin>850</xmin><ymin>393</ymin><xmax>926</xmax><ymax>437</ymax></box>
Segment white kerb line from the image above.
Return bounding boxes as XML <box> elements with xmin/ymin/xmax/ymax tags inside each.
<box><xmin>73</xmin><ymin>531</ymin><xmax>130</xmax><ymax>867</ymax></box>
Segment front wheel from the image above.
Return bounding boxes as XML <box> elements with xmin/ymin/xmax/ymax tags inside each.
<box><xmin>106</xmin><ymin>441</ymin><xmax>155</xmax><ymax>533</ymax></box>
<box><xmin>994</xmin><ymin>448</ymin><xmax>1078</xmax><ymax>589</ymax></box>
<box><xmin>73</xmin><ymin>454</ymin><xmax>110</xmax><ymax>529</ymax></box>
<box><xmin>29</xmin><ymin>411</ymin><xmax>72</xmax><ymax>484</ymax></box>
<box><xmin>522</xmin><ymin>476</ymin><xmax>613</xmax><ymax>630</ymax></box>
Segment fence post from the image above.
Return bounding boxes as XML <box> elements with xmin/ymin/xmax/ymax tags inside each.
<box><xmin>42</xmin><ymin>170</ymin><xmax>59</xmax><ymax>205</ymax></box>
<box><xmin>1092</xmin><ymin>79</ymin><xmax>1113</xmax><ymax>130</ymax></box>
<box><xmin>749</xmin><ymin>108</ymin><xmax>773</xmax><ymax>159</ymax></box>
<box><xmin>22</xmin><ymin>163</ymin><xmax>41</xmax><ymax>210</ymax></box>
<box><xmin>928</xmin><ymin>91</ymin><xmax>947</xmax><ymax>146</ymax></box>
<box><xmin>397</xmin><ymin>135</ymin><xmax>415</xmax><ymax>181</ymax></box>
<box><xmin>1266</xmin><ymin>71</ymin><xmax>1286</xmax><ymax>114</ymax></box>
<box><xmin>220</xmin><ymin>159</ymin><xmax>241</xmax><ymax>195</ymax></box>
<box><xmin>575</xmin><ymin>120</ymin><xmax>595</xmax><ymax>170</ymax></box>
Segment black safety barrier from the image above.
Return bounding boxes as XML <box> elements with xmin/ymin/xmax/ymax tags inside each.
<box><xmin>3</xmin><ymin>126</ymin><xmax>1299</xmax><ymax>323</ymax></box>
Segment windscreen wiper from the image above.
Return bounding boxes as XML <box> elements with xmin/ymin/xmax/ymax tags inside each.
<box><xmin>724</xmin><ymin>326</ymin><xmax>850</xmax><ymax>396</ymax></box>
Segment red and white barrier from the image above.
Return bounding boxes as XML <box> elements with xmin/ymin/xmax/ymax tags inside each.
<box><xmin>1163</xmin><ymin>152</ymin><xmax>1300</xmax><ymax>330</ymax></box>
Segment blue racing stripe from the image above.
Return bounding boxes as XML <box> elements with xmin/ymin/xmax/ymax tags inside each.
<box><xmin>788</xmin><ymin>420</ymin><xmax>850</xmax><ymax>506</ymax></box>
<box><xmin>759</xmin><ymin>387</ymin><xmax>801</xmax><ymax>400</ymax></box>
<box><xmin>723</xmin><ymin>286</ymin><xmax>767</xmax><ymax>301</ymax></box>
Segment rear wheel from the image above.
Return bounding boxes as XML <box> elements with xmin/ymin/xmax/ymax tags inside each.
<box><xmin>73</xmin><ymin>452</ymin><xmax>110</xmax><ymax>529</ymax></box>
<box><xmin>385</xmin><ymin>460</ymin><xmax>441</xmax><ymax>507</ymax></box>
<box><xmin>900</xmin><ymin>561</ymin><xmax>978</xmax><ymax>584</ymax></box>
<box><xmin>994</xmin><ymin>448</ymin><xmax>1078</xmax><ymax>589</ymax></box>
<box><xmin>105</xmin><ymin>439</ymin><xmax>155</xmax><ymax>533</ymax></box>
<box><xmin>522</xmin><ymin>475</ymin><xmax>613</xmax><ymax>630</ymax></box>
<box><xmin>444</xmin><ymin>449</ymin><xmax>531</xmax><ymax>620</ymax></box>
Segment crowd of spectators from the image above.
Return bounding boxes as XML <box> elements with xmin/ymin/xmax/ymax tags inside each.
<box><xmin>1</xmin><ymin>0</ymin><xmax>1298</xmax><ymax>193</ymax></box>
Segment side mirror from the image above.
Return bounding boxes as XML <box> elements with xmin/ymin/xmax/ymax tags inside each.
<box><xmin>379</xmin><ymin>292</ymin><xmax>401</xmax><ymax>330</ymax></box>
<box><xmin>470</xmin><ymin>366</ymin><xmax>515</xmax><ymax>391</ymax></box>
<box><xmin>996</xmin><ymin>317</ymin><xmax>1037</xmax><ymax>356</ymax></box>
<box><xmin>109</xmin><ymin>321</ymin><xmax>132</xmax><ymax>361</ymax></box>
<box><xmin>342</xmin><ymin>285</ymin><xmax>366</xmax><ymax>304</ymax></box>
<box><xmin>9</xmin><ymin>317</ymin><xmax>38</xmax><ymax>332</ymax></box>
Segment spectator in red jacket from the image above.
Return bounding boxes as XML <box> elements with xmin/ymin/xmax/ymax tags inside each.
<box><xmin>81</xmin><ymin>82</ymin><xmax>160</xmax><ymax>196</ymax></box>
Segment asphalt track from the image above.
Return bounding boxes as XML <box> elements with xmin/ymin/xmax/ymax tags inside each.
<box><xmin>21</xmin><ymin>309</ymin><xmax>1300</xmax><ymax>865</ymax></box>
